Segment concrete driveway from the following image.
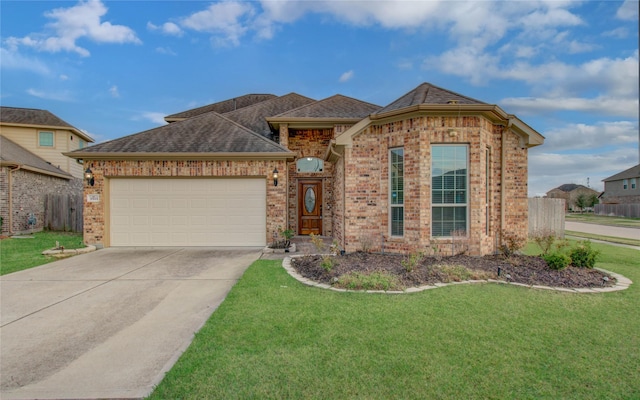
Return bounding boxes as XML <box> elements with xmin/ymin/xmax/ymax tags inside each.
<box><xmin>0</xmin><ymin>247</ymin><xmax>262</xmax><ymax>399</ymax></box>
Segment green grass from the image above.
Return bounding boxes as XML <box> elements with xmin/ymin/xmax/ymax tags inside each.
<box><xmin>150</xmin><ymin>243</ymin><xmax>640</xmax><ymax>399</ymax></box>
<box><xmin>566</xmin><ymin>213</ymin><xmax>640</xmax><ymax>228</ymax></box>
<box><xmin>0</xmin><ymin>231</ymin><xmax>85</xmax><ymax>275</ymax></box>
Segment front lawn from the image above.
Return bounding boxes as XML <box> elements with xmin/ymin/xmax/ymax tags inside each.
<box><xmin>0</xmin><ymin>231</ymin><xmax>85</xmax><ymax>275</ymax></box>
<box><xmin>566</xmin><ymin>213</ymin><xmax>640</xmax><ymax>228</ymax></box>
<box><xmin>150</xmin><ymin>243</ymin><xmax>639</xmax><ymax>399</ymax></box>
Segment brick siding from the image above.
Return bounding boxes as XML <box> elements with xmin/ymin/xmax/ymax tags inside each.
<box><xmin>0</xmin><ymin>166</ymin><xmax>81</xmax><ymax>235</ymax></box>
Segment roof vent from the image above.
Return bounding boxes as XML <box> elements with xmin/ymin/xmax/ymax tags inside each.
<box><xmin>447</xmin><ymin>100</ymin><xmax>459</xmax><ymax>105</ymax></box>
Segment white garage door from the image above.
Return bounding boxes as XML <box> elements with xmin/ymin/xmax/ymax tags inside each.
<box><xmin>110</xmin><ymin>178</ymin><xmax>266</xmax><ymax>247</ymax></box>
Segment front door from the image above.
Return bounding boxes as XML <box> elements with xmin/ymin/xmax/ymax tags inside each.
<box><xmin>298</xmin><ymin>180</ymin><xmax>322</xmax><ymax>235</ymax></box>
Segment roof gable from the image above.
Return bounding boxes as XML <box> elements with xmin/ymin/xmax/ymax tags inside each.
<box><xmin>222</xmin><ymin>93</ymin><xmax>315</xmax><ymax>137</ymax></box>
<box><xmin>0</xmin><ymin>135</ymin><xmax>72</xmax><ymax>179</ymax></box>
<box><xmin>165</xmin><ymin>94</ymin><xmax>277</xmax><ymax>121</ymax></box>
<box><xmin>68</xmin><ymin>110</ymin><xmax>292</xmax><ymax>157</ymax></box>
<box><xmin>271</xmin><ymin>94</ymin><xmax>381</xmax><ymax>119</ymax></box>
<box><xmin>374</xmin><ymin>82</ymin><xmax>485</xmax><ymax>115</ymax></box>
<box><xmin>603</xmin><ymin>164</ymin><xmax>640</xmax><ymax>182</ymax></box>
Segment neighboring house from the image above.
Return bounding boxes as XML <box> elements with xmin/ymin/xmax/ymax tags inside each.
<box><xmin>67</xmin><ymin>83</ymin><xmax>544</xmax><ymax>255</ymax></box>
<box><xmin>0</xmin><ymin>107</ymin><xmax>94</xmax><ymax>234</ymax></box>
<box><xmin>546</xmin><ymin>184</ymin><xmax>600</xmax><ymax>211</ymax></box>
<box><xmin>600</xmin><ymin>164</ymin><xmax>640</xmax><ymax>204</ymax></box>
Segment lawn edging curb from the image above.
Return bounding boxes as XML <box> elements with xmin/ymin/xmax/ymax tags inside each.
<box><xmin>282</xmin><ymin>256</ymin><xmax>632</xmax><ymax>294</ymax></box>
<box><xmin>42</xmin><ymin>245</ymin><xmax>97</xmax><ymax>257</ymax></box>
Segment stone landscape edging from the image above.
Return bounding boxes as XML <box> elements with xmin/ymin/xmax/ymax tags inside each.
<box><xmin>42</xmin><ymin>245</ymin><xmax>97</xmax><ymax>257</ymax></box>
<box><xmin>282</xmin><ymin>255</ymin><xmax>632</xmax><ymax>294</ymax></box>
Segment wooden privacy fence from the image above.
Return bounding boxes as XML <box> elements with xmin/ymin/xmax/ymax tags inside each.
<box><xmin>595</xmin><ymin>203</ymin><xmax>640</xmax><ymax>218</ymax></box>
<box><xmin>44</xmin><ymin>194</ymin><xmax>83</xmax><ymax>232</ymax></box>
<box><xmin>528</xmin><ymin>198</ymin><xmax>565</xmax><ymax>237</ymax></box>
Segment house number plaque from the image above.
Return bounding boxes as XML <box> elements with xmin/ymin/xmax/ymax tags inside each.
<box><xmin>87</xmin><ymin>194</ymin><xmax>100</xmax><ymax>203</ymax></box>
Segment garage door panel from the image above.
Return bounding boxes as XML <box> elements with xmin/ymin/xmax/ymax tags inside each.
<box><xmin>110</xmin><ymin>178</ymin><xmax>266</xmax><ymax>247</ymax></box>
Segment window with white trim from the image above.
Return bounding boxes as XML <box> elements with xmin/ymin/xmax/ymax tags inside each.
<box><xmin>632</xmin><ymin>178</ymin><xmax>637</xmax><ymax>190</ymax></box>
<box><xmin>39</xmin><ymin>131</ymin><xmax>54</xmax><ymax>147</ymax></box>
<box><xmin>390</xmin><ymin>148</ymin><xmax>404</xmax><ymax>236</ymax></box>
<box><xmin>623</xmin><ymin>179</ymin><xmax>628</xmax><ymax>190</ymax></box>
<box><xmin>432</xmin><ymin>145</ymin><xmax>468</xmax><ymax>237</ymax></box>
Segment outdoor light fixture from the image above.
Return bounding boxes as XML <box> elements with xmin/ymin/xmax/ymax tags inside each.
<box><xmin>84</xmin><ymin>167</ymin><xmax>95</xmax><ymax>186</ymax></box>
<box><xmin>273</xmin><ymin>167</ymin><xmax>279</xmax><ymax>187</ymax></box>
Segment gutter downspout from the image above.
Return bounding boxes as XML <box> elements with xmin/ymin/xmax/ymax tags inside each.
<box><xmin>8</xmin><ymin>165</ymin><xmax>22</xmax><ymax>235</ymax></box>
<box><xmin>328</xmin><ymin>144</ymin><xmax>346</xmax><ymax>251</ymax></box>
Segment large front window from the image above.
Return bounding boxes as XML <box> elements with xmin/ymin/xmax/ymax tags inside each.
<box><xmin>432</xmin><ymin>145</ymin><xmax>468</xmax><ymax>237</ymax></box>
<box><xmin>390</xmin><ymin>148</ymin><xmax>404</xmax><ymax>236</ymax></box>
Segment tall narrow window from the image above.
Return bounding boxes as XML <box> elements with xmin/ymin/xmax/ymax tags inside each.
<box><xmin>390</xmin><ymin>148</ymin><xmax>404</xmax><ymax>236</ymax></box>
<box><xmin>485</xmin><ymin>147</ymin><xmax>491</xmax><ymax>236</ymax></box>
<box><xmin>631</xmin><ymin>178</ymin><xmax>637</xmax><ymax>190</ymax></box>
<box><xmin>623</xmin><ymin>179</ymin><xmax>628</xmax><ymax>190</ymax></box>
<box><xmin>432</xmin><ymin>145</ymin><xmax>468</xmax><ymax>237</ymax></box>
<box><xmin>39</xmin><ymin>131</ymin><xmax>54</xmax><ymax>147</ymax></box>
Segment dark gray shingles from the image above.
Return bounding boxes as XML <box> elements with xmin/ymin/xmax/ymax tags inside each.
<box><xmin>603</xmin><ymin>164</ymin><xmax>640</xmax><ymax>182</ymax></box>
<box><xmin>165</xmin><ymin>94</ymin><xmax>277</xmax><ymax>120</ymax></box>
<box><xmin>0</xmin><ymin>136</ymin><xmax>72</xmax><ymax>178</ymax></box>
<box><xmin>222</xmin><ymin>93</ymin><xmax>315</xmax><ymax>137</ymax></box>
<box><xmin>0</xmin><ymin>106</ymin><xmax>77</xmax><ymax>129</ymax></box>
<box><xmin>74</xmin><ymin>111</ymin><xmax>291</xmax><ymax>154</ymax></box>
<box><xmin>375</xmin><ymin>83</ymin><xmax>486</xmax><ymax>115</ymax></box>
<box><xmin>272</xmin><ymin>95</ymin><xmax>381</xmax><ymax>119</ymax></box>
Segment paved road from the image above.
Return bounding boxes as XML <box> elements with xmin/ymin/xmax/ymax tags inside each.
<box><xmin>565</xmin><ymin>221</ymin><xmax>640</xmax><ymax>240</ymax></box>
<box><xmin>0</xmin><ymin>247</ymin><xmax>261</xmax><ymax>400</ymax></box>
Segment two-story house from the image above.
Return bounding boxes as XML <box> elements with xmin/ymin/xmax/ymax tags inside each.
<box><xmin>0</xmin><ymin>106</ymin><xmax>94</xmax><ymax>234</ymax></box>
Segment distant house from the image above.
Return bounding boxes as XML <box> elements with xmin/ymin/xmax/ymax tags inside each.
<box><xmin>0</xmin><ymin>107</ymin><xmax>94</xmax><ymax>234</ymax></box>
<box><xmin>600</xmin><ymin>164</ymin><xmax>640</xmax><ymax>204</ymax></box>
<box><xmin>546</xmin><ymin>184</ymin><xmax>600</xmax><ymax>211</ymax></box>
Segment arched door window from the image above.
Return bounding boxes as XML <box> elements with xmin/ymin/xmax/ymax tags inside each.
<box><xmin>297</xmin><ymin>157</ymin><xmax>324</xmax><ymax>173</ymax></box>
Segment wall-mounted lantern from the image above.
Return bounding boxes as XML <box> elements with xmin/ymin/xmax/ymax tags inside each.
<box><xmin>273</xmin><ymin>168</ymin><xmax>279</xmax><ymax>187</ymax></box>
<box><xmin>84</xmin><ymin>167</ymin><xmax>95</xmax><ymax>187</ymax></box>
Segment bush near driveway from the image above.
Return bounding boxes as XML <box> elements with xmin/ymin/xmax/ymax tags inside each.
<box><xmin>150</xmin><ymin>242</ymin><xmax>640</xmax><ymax>399</ymax></box>
<box><xmin>0</xmin><ymin>231</ymin><xmax>84</xmax><ymax>275</ymax></box>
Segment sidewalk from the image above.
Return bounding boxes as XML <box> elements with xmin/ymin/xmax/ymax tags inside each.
<box><xmin>565</xmin><ymin>222</ymin><xmax>640</xmax><ymax>240</ymax></box>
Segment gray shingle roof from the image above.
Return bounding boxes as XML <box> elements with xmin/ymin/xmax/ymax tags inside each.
<box><xmin>603</xmin><ymin>164</ymin><xmax>640</xmax><ymax>182</ymax></box>
<box><xmin>0</xmin><ymin>106</ymin><xmax>76</xmax><ymax>128</ymax></box>
<box><xmin>0</xmin><ymin>106</ymin><xmax>93</xmax><ymax>142</ymax></box>
<box><xmin>222</xmin><ymin>93</ymin><xmax>315</xmax><ymax>137</ymax></box>
<box><xmin>165</xmin><ymin>94</ymin><xmax>277</xmax><ymax>121</ymax></box>
<box><xmin>0</xmin><ymin>136</ymin><xmax>72</xmax><ymax>178</ymax></box>
<box><xmin>272</xmin><ymin>94</ymin><xmax>381</xmax><ymax>119</ymax></box>
<box><xmin>374</xmin><ymin>82</ymin><xmax>486</xmax><ymax>115</ymax></box>
<box><xmin>73</xmin><ymin>111</ymin><xmax>291</xmax><ymax>154</ymax></box>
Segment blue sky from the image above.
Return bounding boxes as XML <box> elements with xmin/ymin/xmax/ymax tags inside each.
<box><xmin>1</xmin><ymin>0</ymin><xmax>638</xmax><ymax>196</ymax></box>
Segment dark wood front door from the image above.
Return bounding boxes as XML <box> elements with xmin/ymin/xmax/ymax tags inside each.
<box><xmin>298</xmin><ymin>180</ymin><xmax>322</xmax><ymax>235</ymax></box>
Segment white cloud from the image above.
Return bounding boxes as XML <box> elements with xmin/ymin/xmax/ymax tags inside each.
<box><xmin>109</xmin><ymin>85</ymin><xmax>119</xmax><ymax>98</ymax></box>
<box><xmin>59</xmin><ymin>74</ymin><xmax>69</xmax><ymax>81</ymax></box>
<box><xmin>339</xmin><ymin>70</ymin><xmax>354</xmax><ymax>83</ymax></box>
<box><xmin>6</xmin><ymin>0</ymin><xmax>140</xmax><ymax>57</ymax></box>
<box><xmin>0</xmin><ymin>47</ymin><xmax>50</xmax><ymax>75</ymax></box>
<box><xmin>501</xmin><ymin>96</ymin><xmax>639</xmax><ymax>118</ymax></box>
<box><xmin>134</xmin><ymin>112</ymin><xmax>167</xmax><ymax>125</ymax></box>
<box><xmin>147</xmin><ymin>21</ymin><xmax>183</xmax><ymax>36</ymax></box>
<box><xmin>616</xmin><ymin>0</ymin><xmax>639</xmax><ymax>21</ymax></box>
<box><xmin>603</xmin><ymin>27</ymin><xmax>629</xmax><ymax>39</ymax></box>
<box><xmin>180</xmin><ymin>2</ymin><xmax>254</xmax><ymax>47</ymax></box>
<box><xmin>156</xmin><ymin>47</ymin><xmax>177</xmax><ymax>56</ymax></box>
<box><xmin>541</xmin><ymin>121</ymin><xmax>639</xmax><ymax>151</ymax></box>
<box><xmin>27</xmin><ymin>88</ymin><xmax>73</xmax><ymax>101</ymax></box>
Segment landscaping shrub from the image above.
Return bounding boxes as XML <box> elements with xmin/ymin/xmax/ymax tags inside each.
<box><xmin>335</xmin><ymin>271</ymin><xmax>402</xmax><ymax>291</ymax></box>
<box><xmin>569</xmin><ymin>241</ymin><xmax>600</xmax><ymax>268</ymax></box>
<box><xmin>320</xmin><ymin>255</ymin><xmax>335</xmax><ymax>272</ymax></box>
<box><xmin>401</xmin><ymin>251</ymin><xmax>424</xmax><ymax>272</ymax></box>
<box><xmin>499</xmin><ymin>230</ymin><xmax>527</xmax><ymax>257</ymax></box>
<box><xmin>543</xmin><ymin>253</ymin><xmax>571</xmax><ymax>270</ymax></box>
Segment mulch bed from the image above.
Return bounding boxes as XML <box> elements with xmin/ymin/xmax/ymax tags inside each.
<box><xmin>291</xmin><ymin>252</ymin><xmax>614</xmax><ymax>290</ymax></box>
